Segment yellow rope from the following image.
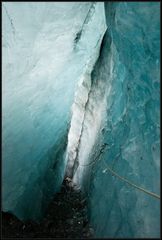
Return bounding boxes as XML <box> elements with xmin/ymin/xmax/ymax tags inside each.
<box><xmin>103</xmin><ymin>160</ymin><xmax>160</xmax><ymax>200</ymax></box>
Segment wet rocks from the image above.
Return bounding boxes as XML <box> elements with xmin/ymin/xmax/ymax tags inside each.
<box><xmin>2</xmin><ymin>180</ymin><xmax>94</xmax><ymax>238</ymax></box>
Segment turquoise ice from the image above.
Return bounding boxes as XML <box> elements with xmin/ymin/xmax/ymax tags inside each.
<box><xmin>2</xmin><ymin>2</ymin><xmax>160</xmax><ymax>238</ymax></box>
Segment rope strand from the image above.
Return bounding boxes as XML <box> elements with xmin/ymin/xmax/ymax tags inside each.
<box><xmin>80</xmin><ymin>143</ymin><xmax>160</xmax><ymax>200</ymax></box>
<box><xmin>103</xmin><ymin>160</ymin><xmax>160</xmax><ymax>200</ymax></box>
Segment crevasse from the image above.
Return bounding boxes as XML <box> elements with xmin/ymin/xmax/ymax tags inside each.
<box><xmin>2</xmin><ymin>2</ymin><xmax>160</xmax><ymax>238</ymax></box>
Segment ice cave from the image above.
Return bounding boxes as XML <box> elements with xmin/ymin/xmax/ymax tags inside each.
<box><xmin>2</xmin><ymin>1</ymin><xmax>160</xmax><ymax>238</ymax></box>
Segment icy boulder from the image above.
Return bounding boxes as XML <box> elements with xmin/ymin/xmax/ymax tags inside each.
<box><xmin>2</xmin><ymin>2</ymin><xmax>107</xmax><ymax>220</ymax></box>
<box><xmin>87</xmin><ymin>2</ymin><xmax>160</xmax><ymax>238</ymax></box>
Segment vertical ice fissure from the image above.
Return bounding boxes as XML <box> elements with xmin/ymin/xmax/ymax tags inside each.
<box><xmin>65</xmin><ymin>29</ymin><xmax>109</xmax><ymax>183</ymax></box>
<box><xmin>64</xmin><ymin>2</ymin><xmax>107</xmax><ymax>182</ymax></box>
<box><xmin>67</xmin><ymin>86</ymin><xmax>92</xmax><ymax>179</ymax></box>
<box><xmin>3</xmin><ymin>5</ymin><xmax>16</xmax><ymax>35</ymax></box>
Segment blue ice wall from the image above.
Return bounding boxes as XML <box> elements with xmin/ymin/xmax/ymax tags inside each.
<box><xmin>2</xmin><ymin>2</ymin><xmax>106</xmax><ymax>220</ymax></box>
<box><xmin>88</xmin><ymin>2</ymin><xmax>160</xmax><ymax>238</ymax></box>
<box><xmin>2</xmin><ymin>2</ymin><xmax>160</xmax><ymax>236</ymax></box>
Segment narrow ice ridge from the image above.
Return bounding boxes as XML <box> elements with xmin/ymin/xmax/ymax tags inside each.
<box><xmin>65</xmin><ymin>3</ymin><xmax>107</xmax><ymax>180</ymax></box>
<box><xmin>73</xmin><ymin>31</ymin><xmax>114</xmax><ymax>188</ymax></box>
<box><xmin>65</xmin><ymin>47</ymin><xmax>101</xmax><ymax>179</ymax></box>
<box><xmin>65</xmin><ymin>32</ymin><xmax>111</xmax><ymax>186</ymax></box>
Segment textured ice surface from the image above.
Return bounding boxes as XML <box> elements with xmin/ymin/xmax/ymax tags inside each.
<box><xmin>85</xmin><ymin>2</ymin><xmax>160</xmax><ymax>238</ymax></box>
<box><xmin>2</xmin><ymin>1</ymin><xmax>160</xmax><ymax>237</ymax></box>
<box><xmin>2</xmin><ymin>2</ymin><xmax>106</xmax><ymax>220</ymax></box>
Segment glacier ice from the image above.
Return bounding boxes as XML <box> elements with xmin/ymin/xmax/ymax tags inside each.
<box><xmin>64</xmin><ymin>1</ymin><xmax>160</xmax><ymax>238</ymax></box>
<box><xmin>2</xmin><ymin>1</ymin><xmax>160</xmax><ymax>238</ymax></box>
<box><xmin>82</xmin><ymin>2</ymin><xmax>160</xmax><ymax>238</ymax></box>
<box><xmin>2</xmin><ymin>2</ymin><xmax>106</xmax><ymax>220</ymax></box>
